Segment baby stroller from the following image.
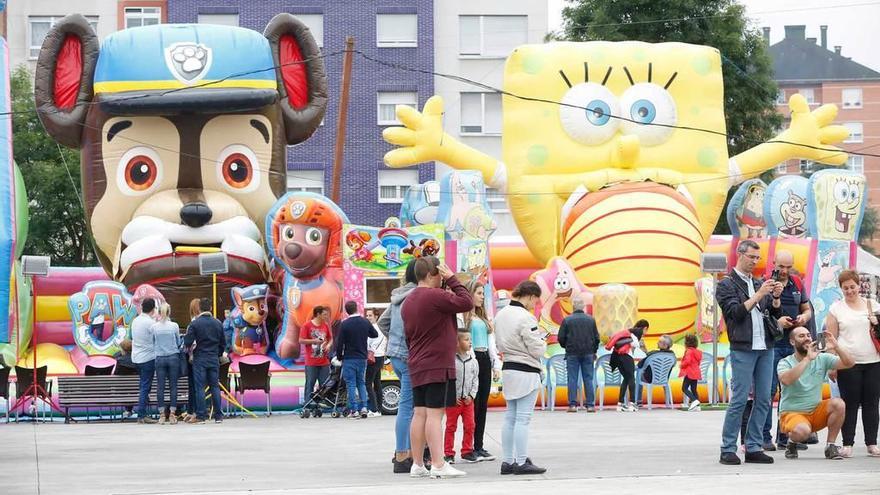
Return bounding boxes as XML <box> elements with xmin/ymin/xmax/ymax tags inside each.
<box><xmin>299</xmin><ymin>362</ymin><xmax>348</xmax><ymax>418</ymax></box>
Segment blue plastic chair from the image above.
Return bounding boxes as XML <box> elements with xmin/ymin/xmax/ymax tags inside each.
<box><xmin>637</xmin><ymin>352</ymin><xmax>675</xmax><ymax>409</ymax></box>
<box><xmin>595</xmin><ymin>354</ymin><xmax>622</xmax><ymax>410</ymax></box>
<box><xmin>696</xmin><ymin>352</ymin><xmax>714</xmax><ymax>404</ymax></box>
<box><xmin>546</xmin><ymin>354</ymin><xmax>580</xmax><ymax>411</ymax></box>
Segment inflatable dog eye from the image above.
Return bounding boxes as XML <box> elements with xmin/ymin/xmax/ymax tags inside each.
<box><xmin>34</xmin><ymin>13</ymin><xmax>327</xmax><ymax>323</ymax></box>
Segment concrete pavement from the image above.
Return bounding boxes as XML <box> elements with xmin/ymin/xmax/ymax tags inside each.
<box><xmin>2</xmin><ymin>408</ymin><xmax>878</xmax><ymax>495</ymax></box>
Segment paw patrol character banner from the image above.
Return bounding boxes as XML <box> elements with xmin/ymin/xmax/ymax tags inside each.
<box><xmin>765</xmin><ymin>175</ymin><xmax>809</xmax><ymax>239</ymax></box>
<box><xmin>230</xmin><ymin>284</ymin><xmax>269</xmax><ymax>356</ymax></box>
<box><xmin>34</xmin><ymin>14</ymin><xmax>327</xmax><ymax>324</ymax></box>
<box><xmin>343</xmin><ymin>219</ymin><xmax>444</xmax><ymax>272</ymax></box>
<box><xmin>265</xmin><ymin>192</ymin><xmax>347</xmax><ymax>365</ymax></box>
<box><xmin>727</xmin><ymin>179</ymin><xmax>768</xmax><ymax>239</ymax></box>
<box><xmin>68</xmin><ymin>281</ymin><xmax>138</xmax><ymax>356</ymax></box>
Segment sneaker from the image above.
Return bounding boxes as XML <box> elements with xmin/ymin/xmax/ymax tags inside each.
<box><xmin>586</xmin><ymin>407</ymin><xmax>596</xmax><ymax>413</ymax></box>
<box><xmin>443</xmin><ymin>455</ymin><xmax>455</xmax><ymax>464</ymax></box>
<box><xmin>137</xmin><ymin>417</ymin><xmax>158</xmax><ymax>424</ymax></box>
<box><xmin>410</xmin><ymin>464</ymin><xmax>430</xmax><ymax>478</ymax></box>
<box><xmin>214</xmin><ymin>417</ymin><xmax>223</xmax><ymax>424</ymax></box>
<box><xmin>429</xmin><ymin>462</ymin><xmax>466</xmax><ymax>478</ymax></box>
<box><xmin>744</xmin><ymin>451</ymin><xmax>774</xmax><ymax>464</ymax></box>
<box><xmin>460</xmin><ymin>452</ymin><xmax>480</xmax><ymax>463</ymax></box>
<box><xmin>625</xmin><ymin>404</ymin><xmax>638</xmax><ymax>412</ymax></box>
<box><xmin>158</xmin><ymin>415</ymin><xmax>168</xmax><ymax>425</ymax></box>
<box><xmin>476</xmin><ymin>449</ymin><xmax>496</xmax><ymax>461</ymax></box>
<box><xmin>393</xmin><ymin>457</ymin><xmax>413</xmax><ymax>474</ymax></box>
<box><xmin>785</xmin><ymin>442</ymin><xmax>800</xmax><ymax>459</ymax></box>
<box><xmin>500</xmin><ymin>462</ymin><xmax>517</xmax><ymax>475</ymax></box>
<box><xmin>367</xmin><ymin>411</ymin><xmax>382</xmax><ymax>418</ymax></box>
<box><xmin>719</xmin><ymin>452</ymin><xmax>741</xmax><ymax>465</ymax></box>
<box><xmin>186</xmin><ymin>417</ymin><xmax>206</xmax><ymax>425</ymax></box>
<box><xmin>360</xmin><ymin>408</ymin><xmax>368</xmax><ymax>419</ymax></box>
<box><xmin>169</xmin><ymin>414</ymin><xmax>178</xmax><ymax>425</ymax></box>
<box><xmin>567</xmin><ymin>406</ymin><xmax>577</xmax><ymax>413</ymax></box>
<box><xmin>867</xmin><ymin>445</ymin><xmax>880</xmax><ymax>457</ymax></box>
<box><xmin>839</xmin><ymin>446</ymin><xmax>853</xmax><ymax>458</ymax></box>
<box><xmin>825</xmin><ymin>444</ymin><xmax>844</xmax><ymax>460</ymax></box>
<box><xmin>347</xmin><ymin>411</ymin><xmax>360</xmax><ymax>419</ymax></box>
<box><xmin>122</xmin><ymin>410</ymin><xmax>133</xmax><ymax>419</ymax></box>
<box><xmin>688</xmin><ymin>400</ymin><xmax>701</xmax><ymax>411</ymax></box>
<box><xmin>763</xmin><ymin>442</ymin><xmax>777</xmax><ymax>452</ymax></box>
<box><xmin>513</xmin><ymin>458</ymin><xmax>546</xmax><ymax>475</ymax></box>
<box><xmin>616</xmin><ymin>403</ymin><xmax>626</xmax><ymax>412</ymax></box>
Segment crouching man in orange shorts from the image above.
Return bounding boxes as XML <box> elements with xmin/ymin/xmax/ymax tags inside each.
<box><xmin>778</xmin><ymin>327</ymin><xmax>854</xmax><ymax>460</ymax></box>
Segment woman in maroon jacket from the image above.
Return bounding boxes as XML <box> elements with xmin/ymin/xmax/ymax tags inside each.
<box><xmin>401</xmin><ymin>256</ymin><xmax>473</xmax><ymax>479</ymax></box>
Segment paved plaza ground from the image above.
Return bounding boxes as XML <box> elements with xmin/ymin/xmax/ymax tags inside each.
<box><xmin>3</xmin><ymin>408</ymin><xmax>878</xmax><ymax>495</ymax></box>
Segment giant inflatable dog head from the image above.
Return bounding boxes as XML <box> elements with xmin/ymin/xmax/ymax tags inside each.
<box><xmin>34</xmin><ymin>14</ymin><xmax>326</xmax><ymax>294</ymax></box>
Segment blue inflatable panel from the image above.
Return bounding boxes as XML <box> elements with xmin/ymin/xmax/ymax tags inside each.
<box><xmin>0</xmin><ymin>38</ymin><xmax>15</xmax><ymax>343</ymax></box>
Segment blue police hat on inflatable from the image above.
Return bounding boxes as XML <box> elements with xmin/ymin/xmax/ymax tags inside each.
<box><xmin>238</xmin><ymin>284</ymin><xmax>268</xmax><ymax>302</ymax></box>
<box><xmin>94</xmin><ymin>24</ymin><xmax>278</xmax><ymax>114</ymax></box>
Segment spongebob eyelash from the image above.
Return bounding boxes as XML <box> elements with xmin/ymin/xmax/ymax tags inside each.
<box><xmin>623</xmin><ymin>66</ymin><xmax>635</xmax><ymax>86</ymax></box>
<box><xmin>665</xmin><ymin>71</ymin><xmax>678</xmax><ymax>89</ymax></box>
<box><xmin>584</xmin><ymin>62</ymin><xmax>589</xmax><ymax>83</ymax></box>
<box><xmin>601</xmin><ymin>66</ymin><xmax>613</xmax><ymax>85</ymax></box>
<box><xmin>559</xmin><ymin>69</ymin><xmax>573</xmax><ymax>88</ymax></box>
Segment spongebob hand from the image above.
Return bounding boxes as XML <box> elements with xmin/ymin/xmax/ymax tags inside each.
<box><xmin>382</xmin><ymin>96</ymin><xmax>449</xmax><ymax>168</ymax></box>
<box><xmin>778</xmin><ymin>94</ymin><xmax>850</xmax><ymax>166</ymax></box>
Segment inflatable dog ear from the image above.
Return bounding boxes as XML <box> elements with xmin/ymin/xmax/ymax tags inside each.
<box><xmin>264</xmin><ymin>13</ymin><xmax>328</xmax><ymax>145</ymax></box>
<box><xmin>33</xmin><ymin>14</ymin><xmax>100</xmax><ymax>149</ymax></box>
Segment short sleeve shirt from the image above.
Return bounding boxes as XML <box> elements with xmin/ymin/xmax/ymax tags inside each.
<box><xmin>778</xmin><ymin>353</ymin><xmax>839</xmax><ymax>413</ymax></box>
<box><xmin>300</xmin><ymin>320</ymin><xmax>331</xmax><ymax>367</ymax></box>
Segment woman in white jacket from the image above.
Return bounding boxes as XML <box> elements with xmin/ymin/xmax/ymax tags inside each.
<box><xmin>493</xmin><ymin>280</ymin><xmax>547</xmax><ymax>475</ymax></box>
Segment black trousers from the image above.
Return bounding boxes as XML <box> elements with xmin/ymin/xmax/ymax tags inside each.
<box><xmin>837</xmin><ymin>362</ymin><xmax>880</xmax><ymax>446</ymax></box>
<box><xmin>682</xmin><ymin>377</ymin><xmax>699</xmax><ymax>403</ymax></box>
<box><xmin>473</xmin><ymin>351</ymin><xmax>492</xmax><ymax>451</ymax></box>
<box><xmin>615</xmin><ymin>354</ymin><xmax>636</xmax><ymax>404</ymax></box>
<box><xmin>365</xmin><ymin>359</ymin><xmax>384</xmax><ymax>413</ymax></box>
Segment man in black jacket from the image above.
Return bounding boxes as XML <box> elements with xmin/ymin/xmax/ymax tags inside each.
<box><xmin>183</xmin><ymin>298</ymin><xmax>226</xmax><ymax>424</ymax></box>
<box><xmin>557</xmin><ymin>297</ymin><xmax>600</xmax><ymax>413</ymax></box>
<box><xmin>716</xmin><ymin>240</ymin><xmax>783</xmax><ymax>465</ymax></box>
<box><xmin>336</xmin><ymin>301</ymin><xmax>378</xmax><ymax>418</ymax></box>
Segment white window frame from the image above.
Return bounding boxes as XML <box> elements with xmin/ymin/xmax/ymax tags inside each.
<box><xmin>799</xmin><ymin>88</ymin><xmax>815</xmax><ymax>104</ymax></box>
<box><xmin>378</xmin><ymin>170</ymin><xmax>419</xmax><ymax>204</ymax></box>
<box><xmin>485</xmin><ymin>187</ymin><xmax>509</xmax><ymax>213</ymax></box>
<box><xmin>848</xmin><ymin>155</ymin><xmax>864</xmax><ymax>174</ymax></box>
<box><xmin>295</xmin><ymin>14</ymin><xmax>324</xmax><ymax>48</ymax></box>
<box><xmin>376</xmin><ymin>14</ymin><xmax>418</xmax><ymax>48</ymax></box>
<box><xmin>377</xmin><ymin>91</ymin><xmax>418</xmax><ymax>125</ymax></box>
<box><xmin>799</xmin><ymin>159</ymin><xmax>815</xmax><ymax>174</ymax></box>
<box><xmin>844</xmin><ymin>122</ymin><xmax>864</xmax><ymax>143</ymax></box>
<box><xmin>460</xmin><ymin>92</ymin><xmax>502</xmax><ymax>135</ymax></box>
<box><xmin>776</xmin><ymin>89</ymin><xmax>786</xmax><ymax>105</ymax></box>
<box><xmin>124</xmin><ymin>6</ymin><xmax>161</xmax><ymax>29</ymax></box>
<box><xmin>842</xmin><ymin>88</ymin><xmax>863</xmax><ymax>109</ymax></box>
<box><xmin>197</xmin><ymin>13</ymin><xmax>239</xmax><ymax>26</ymax></box>
<box><xmin>775</xmin><ymin>162</ymin><xmax>788</xmax><ymax>174</ymax></box>
<box><xmin>287</xmin><ymin>170</ymin><xmax>325</xmax><ymax>195</ymax></box>
<box><xmin>364</xmin><ymin>277</ymin><xmax>399</xmax><ymax>308</ymax></box>
<box><xmin>29</xmin><ymin>16</ymin><xmax>98</xmax><ymax>60</ymax></box>
<box><xmin>459</xmin><ymin>15</ymin><xmax>528</xmax><ymax>58</ymax></box>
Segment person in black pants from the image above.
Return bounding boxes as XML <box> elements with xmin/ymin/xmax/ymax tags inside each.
<box><xmin>463</xmin><ymin>280</ymin><xmax>501</xmax><ymax>462</ymax></box>
<box><xmin>364</xmin><ymin>308</ymin><xmax>387</xmax><ymax>416</ymax></box>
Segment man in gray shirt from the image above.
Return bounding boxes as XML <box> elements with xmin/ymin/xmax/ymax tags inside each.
<box><xmin>131</xmin><ymin>298</ymin><xmax>158</xmax><ymax>424</ymax></box>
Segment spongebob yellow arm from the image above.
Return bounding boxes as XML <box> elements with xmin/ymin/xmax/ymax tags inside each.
<box><xmin>729</xmin><ymin>94</ymin><xmax>850</xmax><ymax>187</ymax></box>
<box><xmin>382</xmin><ymin>96</ymin><xmax>508</xmax><ymax>190</ymax></box>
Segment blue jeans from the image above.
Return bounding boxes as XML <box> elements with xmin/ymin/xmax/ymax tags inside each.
<box><xmin>502</xmin><ymin>387</ymin><xmax>539</xmax><ymax>465</ymax></box>
<box><xmin>193</xmin><ymin>360</ymin><xmax>222</xmax><ymax>420</ymax></box>
<box><xmin>721</xmin><ymin>349</ymin><xmax>773</xmax><ymax>454</ymax></box>
<box><xmin>764</xmin><ymin>342</ymin><xmax>794</xmax><ymax>444</ymax></box>
<box><xmin>303</xmin><ymin>365</ymin><xmax>330</xmax><ymax>406</ymax></box>
<box><xmin>342</xmin><ymin>359</ymin><xmax>368</xmax><ymax>412</ymax></box>
<box><xmin>136</xmin><ymin>359</ymin><xmax>155</xmax><ymax>418</ymax></box>
<box><xmin>155</xmin><ymin>355</ymin><xmax>180</xmax><ymax>410</ymax></box>
<box><xmin>389</xmin><ymin>356</ymin><xmax>413</xmax><ymax>453</ymax></box>
<box><xmin>566</xmin><ymin>354</ymin><xmax>595</xmax><ymax>407</ymax></box>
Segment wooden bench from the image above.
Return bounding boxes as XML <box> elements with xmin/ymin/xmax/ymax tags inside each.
<box><xmin>57</xmin><ymin>375</ymin><xmax>189</xmax><ymax>422</ymax></box>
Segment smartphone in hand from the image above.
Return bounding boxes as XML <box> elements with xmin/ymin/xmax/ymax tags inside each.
<box><xmin>816</xmin><ymin>333</ymin><xmax>827</xmax><ymax>352</ymax></box>
<box><xmin>771</xmin><ymin>268</ymin><xmax>781</xmax><ymax>282</ymax></box>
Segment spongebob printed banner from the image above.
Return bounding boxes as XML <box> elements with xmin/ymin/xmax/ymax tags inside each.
<box><xmin>343</xmin><ymin>219</ymin><xmax>445</xmax><ymax>272</ymax></box>
<box><xmin>765</xmin><ymin>175</ymin><xmax>809</xmax><ymax>238</ymax></box>
<box><xmin>807</xmin><ymin>170</ymin><xmax>867</xmax><ymax>241</ymax></box>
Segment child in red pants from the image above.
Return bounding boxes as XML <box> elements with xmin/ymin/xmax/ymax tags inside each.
<box><xmin>444</xmin><ymin>329</ymin><xmax>480</xmax><ymax>463</ymax></box>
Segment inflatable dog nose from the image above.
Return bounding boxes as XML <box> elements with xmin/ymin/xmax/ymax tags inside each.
<box><xmin>284</xmin><ymin>243</ymin><xmax>302</xmax><ymax>259</ymax></box>
<box><xmin>179</xmin><ymin>202</ymin><xmax>213</xmax><ymax>228</ymax></box>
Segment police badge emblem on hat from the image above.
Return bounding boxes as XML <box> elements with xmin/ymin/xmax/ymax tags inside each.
<box><xmin>164</xmin><ymin>42</ymin><xmax>212</xmax><ymax>85</ymax></box>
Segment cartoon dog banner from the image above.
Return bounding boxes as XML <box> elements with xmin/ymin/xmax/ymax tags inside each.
<box><xmin>765</xmin><ymin>175</ymin><xmax>809</xmax><ymax>239</ymax></box>
<box><xmin>342</xmin><ymin>219</ymin><xmax>444</xmax><ymax>272</ymax></box>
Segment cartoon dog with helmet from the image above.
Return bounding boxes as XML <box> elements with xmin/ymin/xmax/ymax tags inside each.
<box><xmin>266</xmin><ymin>192</ymin><xmax>348</xmax><ymax>360</ymax></box>
<box><xmin>33</xmin><ymin>13</ymin><xmax>327</xmax><ymax>319</ymax></box>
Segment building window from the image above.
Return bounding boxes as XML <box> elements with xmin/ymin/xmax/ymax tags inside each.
<box><xmin>364</xmin><ymin>278</ymin><xmax>398</xmax><ymax>308</ymax></box>
<box><xmin>842</xmin><ymin>88</ymin><xmax>863</xmax><ymax>108</ymax></box>
<box><xmin>485</xmin><ymin>187</ymin><xmax>508</xmax><ymax>213</ymax></box>
<box><xmin>378</xmin><ymin>170</ymin><xmax>419</xmax><ymax>203</ymax></box>
<box><xmin>799</xmin><ymin>159</ymin><xmax>814</xmax><ymax>174</ymax></box>
<box><xmin>799</xmin><ymin>88</ymin><xmax>815</xmax><ymax>104</ymax></box>
<box><xmin>459</xmin><ymin>15</ymin><xmax>528</xmax><ymax>57</ymax></box>
<box><xmin>775</xmin><ymin>162</ymin><xmax>788</xmax><ymax>174</ymax></box>
<box><xmin>843</xmin><ymin>122</ymin><xmax>864</xmax><ymax>143</ymax></box>
<box><xmin>848</xmin><ymin>155</ymin><xmax>864</xmax><ymax>174</ymax></box>
<box><xmin>124</xmin><ymin>7</ymin><xmax>161</xmax><ymax>29</ymax></box>
<box><xmin>295</xmin><ymin>14</ymin><xmax>324</xmax><ymax>48</ymax></box>
<box><xmin>377</xmin><ymin>91</ymin><xmax>418</xmax><ymax>125</ymax></box>
<box><xmin>287</xmin><ymin>170</ymin><xmax>325</xmax><ymax>195</ymax></box>
<box><xmin>460</xmin><ymin>92</ymin><xmax>502</xmax><ymax>135</ymax></box>
<box><xmin>776</xmin><ymin>90</ymin><xmax>786</xmax><ymax>105</ymax></box>
<box><xmin>29</xmin><ymin>16</ymin><xmax>98</xmax><ymax>59</ymax></box>
<box><xmin>198</xmin><ymin>14</ymin><xmax>239</xmax><ymax>26</ymax></box>
<box><xmin>377</xmin><ymin>14</ymin><xmax>418</xmax><ymax>47</ymax></box>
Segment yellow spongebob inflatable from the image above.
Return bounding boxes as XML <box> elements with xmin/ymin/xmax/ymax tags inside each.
<box><xmin>383</xmin><ymin>42</ymin><xmax>849</xmax><ymax>340</ymax></box>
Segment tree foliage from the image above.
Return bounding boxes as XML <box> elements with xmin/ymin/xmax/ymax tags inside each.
<box><xmin>557</xmin><ymin>0</ymin><xmax>783</xmax><ymax>235</ymax></box>
<box><xmin>12</xmin><ymin>66</ymin><xmax>95</xmax><ymax>265</ymax></box>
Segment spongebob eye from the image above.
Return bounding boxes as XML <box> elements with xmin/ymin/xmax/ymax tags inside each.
<box><xmin>833</xmin><ymin>181</ymin><xmax>848</xmax><ymax>203</ymax></box>
<box><xmin>848</xmin><ymin>183</ymin><xmax>861</xmax><ymax>205</ymax></box>
<box><xmin>619</xmin><ymin>83</ymin><xmax>677</xmax><ymax>146</ymax></box>
<box><xmin>559</xmin><ymin>83</ymin><xmax>620</xmax><ymax>145</ymax></box>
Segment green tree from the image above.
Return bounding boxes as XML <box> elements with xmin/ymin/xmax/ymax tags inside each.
<box><xmin>557</xmin><ymin>0</ymin><xmax>783</xmax><ymax>234</ymax></box>
<box><xmin>12</xmin><ymin>66</ymin><xmax>95</xmax><ymax>265</ymax></box>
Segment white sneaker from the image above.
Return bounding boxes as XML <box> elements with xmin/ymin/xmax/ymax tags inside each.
<box><xmin>616</xmin><ymin>403</ymin><xmax>626</xmax><ymax>412</ymax></box>
<box><xmin>368</xmin><ymin>411</ymin><xmax>382</xmax><ymax>418</ymax></box>
<box><xmin>429</xmin><ymin>462</ymin><xmax>466</xmax><ymax>478</ymax></box>
<box><xmin>625</xmin><ymin>404</ymin><xmax>639</xmax><ymax>412</ymax></box>
<box><xmin>410</xmin><ymin>464</ymin><xmax>430</xmax><ymax>478</ymax></box>
<box><xmin>688</xmin><ymin>400</ymin><xmax>701</xmax><ymax>411</ymax></box>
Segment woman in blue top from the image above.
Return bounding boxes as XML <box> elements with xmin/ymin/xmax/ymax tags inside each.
<box><xmin>463</xmin><ymin>279</ymin><xmax>501</xmax><ymax>462</ymax></box>
<box><xmin>152</xmin><ymin>303</ymin><xmax>182</xmax><ymax>424</ymax></box>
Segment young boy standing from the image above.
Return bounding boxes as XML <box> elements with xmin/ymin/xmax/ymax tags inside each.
<box><xmin>444</xmin><ymin>330</ymin><xmax>481</xmax><ymax>464</ymax></box>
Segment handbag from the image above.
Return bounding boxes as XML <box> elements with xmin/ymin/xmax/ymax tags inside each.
<box><xmin>367</xmin><ymin>350</ymin><xmax>376</xmax><ymax>364</ymax></box>
<box><xmin>867</xmin><ymin>299</ymin><xmax>880</xmax><ymax>354</ymax></box>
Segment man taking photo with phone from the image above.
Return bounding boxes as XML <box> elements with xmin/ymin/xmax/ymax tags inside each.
<box><xmin>778</xmin><ymin>327</ymin><xmax>854</xmax><ymax>460</ymax></box>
